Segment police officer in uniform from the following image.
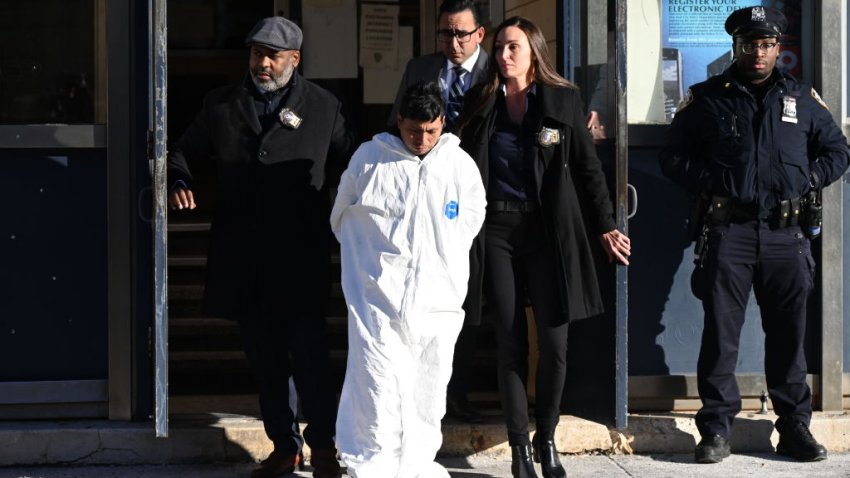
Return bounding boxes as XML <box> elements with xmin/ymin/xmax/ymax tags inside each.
<box><xmin>659</xmin><ymin>6</ymin><xmax>850</xmax><ymax>465</ymax></box>
<box><xmin>168</xmin><ymin>16</ymin><xmax>355</xmax><ymax>478</ymax></box>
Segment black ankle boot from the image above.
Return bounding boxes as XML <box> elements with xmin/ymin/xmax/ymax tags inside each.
<box><xmin>532</xmin><ymin>437</ymin><xmax>566</xmax><ymax>478</ymax></box>
<box><xmin>511</xmin><ymin>444</ymin><xmax>539</xmax><ymax>478</ymax></box>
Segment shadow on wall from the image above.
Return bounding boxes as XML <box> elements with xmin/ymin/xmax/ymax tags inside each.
<box><xmin>627</xmin><ymin>146</ymin><xmax>691</xmax><ymax>379</ymax></box>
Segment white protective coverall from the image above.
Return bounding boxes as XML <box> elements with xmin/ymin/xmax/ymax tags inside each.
<box><xmin>331</xmin><ymin>132</ymin><xmax>486</xmax><ymax>478</ymax></box>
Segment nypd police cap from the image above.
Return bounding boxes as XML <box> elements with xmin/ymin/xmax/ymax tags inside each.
<box><xmin>724</xmin><ymin>6</ymin><xmax>787</xmax><ymax>37</ymax></box>
<box><xmin>245</xmin><ymin>16</ymin><xmax>303</xmax><ymax>51</ymax></box>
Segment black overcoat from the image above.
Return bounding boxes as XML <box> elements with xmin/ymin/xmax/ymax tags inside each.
<box><xmin>168</xmin><ymin>73</ymin><xmax>355</xmax><ymax>318</ymax></box>
<box><xmin>459</xmin><ymin>83</ymin><xmax>617</xmax><ymax>324</ymax></box>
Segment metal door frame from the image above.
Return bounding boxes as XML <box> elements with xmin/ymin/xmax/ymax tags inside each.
<box><xmin>150</xmin><ymin>0</ymin><xmax>170</xmax><ymax>437</ymax></box>
<box><xmin>815</xmin><ymin>0</ymin><xmax>845</xmax><ymax>412</ymax></box>
<box><xmin>107</xmin><ymin>0</ymin><xmax>134</xmax><ymax>422</ymax></box>
<box><xmin>109</xmin><ymin>0</ymin><xmax>157</xmax><ymax>423</ymax></box>
<box><xmin>559</xmin><ymin>0</ymin><xmax>629</xmax><ymax>429</ymax></box>
<box><xmin>612</xmin><ymin>0</ymin><xmax>629</xmax><ymax>430</ymax></box>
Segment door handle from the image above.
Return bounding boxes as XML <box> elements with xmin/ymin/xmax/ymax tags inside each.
<box><xmin>627</xmin><ymin>183</ymin><xmax>638</xmax><ymax>219</ymax></box>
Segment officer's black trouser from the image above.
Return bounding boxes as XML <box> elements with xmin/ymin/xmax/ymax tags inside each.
<box><xmin>447</xmin><ymin>323</ymin><xmax>479</xmax><ymax>401</ymax></box>
<box><xmin>695</xmin><ymin>220</ymin><xmax>814</xmax><ymax>439</ymax></box>
<box><xmin>236</xmin><ymin>283</ymin><xmax>338</xmax><ymax>455</ymax></box>
<box><xmin>485</xmin><ymin>210</ymin><xmax>569</xmax><ymax>446</ymax></box>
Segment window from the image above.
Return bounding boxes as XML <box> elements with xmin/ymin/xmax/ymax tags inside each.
<box><xmin>0</xmin><ymin>1</ymin><xmax>106</xmax><ymax>124</ymax></box>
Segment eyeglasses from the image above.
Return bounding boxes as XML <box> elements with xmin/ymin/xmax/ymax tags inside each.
<box><xmin>437</xmin><ymin>28</ymin><xmax>478</xmax><ymax>43</ymax></box>
<box><xmin>739</xmin><ymin>42</ymin><xmax>778</xmax><ymax>54</ymax></box>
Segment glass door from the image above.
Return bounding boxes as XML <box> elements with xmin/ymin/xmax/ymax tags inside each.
<box><xmin>0</xmin><ymin>0</ymin><xmax>109</xmax><ymax>418</ymax></box>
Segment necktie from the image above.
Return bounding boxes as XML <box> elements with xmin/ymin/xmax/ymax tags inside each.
<box><xmin>445</xmin><ymin>66</ymin><xmax>467</xmax><ymax>132</ymax></box>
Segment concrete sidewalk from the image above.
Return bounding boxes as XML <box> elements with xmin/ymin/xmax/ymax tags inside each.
<box><xmin>2</xmin><ymin>397</ymin><xmax>848</xmax><ymax>476</ymax></box>
<box><xmin>2</xmin><ymin>408</ymin><xmax>848</xmax><ymax>465</ymax></box>
<box><xmin>3</xmin><ymin>454</ymin><xmax>850</xmax><ymax>478</ymax></box>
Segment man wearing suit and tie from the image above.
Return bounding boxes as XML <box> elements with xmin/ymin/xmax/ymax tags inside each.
<box><xmin>390</xmin><ymin>0</ymin><xmax>489</xmax><ymax>423</ymax></box>
<box><xmin>391</xmin><ymin>0</ymin><xmax>488</xmax><ymax>134</ymax></box>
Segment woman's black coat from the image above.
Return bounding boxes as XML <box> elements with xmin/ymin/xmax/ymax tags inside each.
<box><xmin>459</xmin><ymin>82</ymin><xmax>618</xmax><ymax>325</ymax></box>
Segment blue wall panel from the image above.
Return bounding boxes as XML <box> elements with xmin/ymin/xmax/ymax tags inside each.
<box><xmin>0</xmin><ymin>151</ymin><xmax>107</xmax><ymax>381</ymax></box>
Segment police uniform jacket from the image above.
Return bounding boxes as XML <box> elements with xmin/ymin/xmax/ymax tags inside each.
<box><xmin>659</xmin><ymin>65</ymin><xmax>850</xmax><ymax>213</ymax></box>
<box><xmin>168</xmin><ymin>72</ymin><xmax>355</xmax><ymax>318</ymax></box>
<box><xmin>460</xmin><ymin>82</ymin><xmax>617</xmax><ymax>325</ymax></box>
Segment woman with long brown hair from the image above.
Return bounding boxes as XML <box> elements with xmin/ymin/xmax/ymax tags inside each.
<box><xmin>458</xmin><ymin>16</ymin><xmax>630</xmax><ymax>478</ymax></box>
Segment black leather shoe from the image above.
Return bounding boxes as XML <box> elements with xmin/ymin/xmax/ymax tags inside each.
<box><xmin>251</xmin><ymin>449</ymin><xmax>304</xmax><ymax>477</ymax></box>
<box><xmin>532</xmin><ymin>436</ymin><xmax>566</xmax><ymax>478</ymax></box>
<box><xmin>694</xmin><ymin>434</ymin><xmax>731</xmax><ymax>464</ymax></box>
<box><xmin>511</xmin><ymin>444</ymin><xmax>539</xmax><ymax>478</ymax></box>
<box><xmin>310</xmin><ymin>448</ymin><xmax>342</xmax><ymax>478</ymax></box>
<box><xmin>446</xmin><ymin>394</ymin><xmax>484</xmax><ymax>423</ymax></box>
<box><xmin>776</xmin><ymin>419</ymin><xmax>828</xmax><ymax>462</ymax></box>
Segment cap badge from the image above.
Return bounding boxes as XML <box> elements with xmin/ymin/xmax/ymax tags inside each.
<box><xmin>751</xmin><ymin>7</ymin><xmax>766</xmax><ymax>22</ymax></box>
<box><xmin>279</xmin><ymin>108</ymin><xmax>302</xmax><ymax>129</ymax></box>
<box><xmin>537</xmin><ymin>127</ymin><xmax>560</xmax><ymax>147</ymax></box>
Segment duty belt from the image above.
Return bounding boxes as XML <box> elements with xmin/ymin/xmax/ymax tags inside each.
<box><xmin>707</xmin><ymin>196</ymin><xmax>803</xmax><ymax>229</ymax></box>
<box><xmin>488</xmin><ymin>200</ymin><xmax>539</xmax><ymax>213</ymax></box>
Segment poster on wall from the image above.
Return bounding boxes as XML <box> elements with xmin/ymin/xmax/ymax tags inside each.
<box><xmin>364</xmin><ymin>26</ymin><xmax>412</xmax><ymax>104</ymax></box>
<box><xmin>303</xmin><ymin>0</ymin><xmax>358</xmax><ymax>79</ymax></box>
<box><xmin>359</xmin><ymin>3</ymin><xmax>400</xmax><ymax>70</ymax></box>
<box><xmin>661</xmin><ymin>0</ymin><xmax>803</xmax><ymax>121</ymax></box>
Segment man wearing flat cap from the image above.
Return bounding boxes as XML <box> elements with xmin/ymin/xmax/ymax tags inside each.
<box><xmin>168</xmin><ymin>15</ymin><xmax>355</xmax><ymax>478</ymax></box>
<box><xmin>660</xmin><ymin>6</ymin><xmax>850</xmax><ymax>465</ymax></box>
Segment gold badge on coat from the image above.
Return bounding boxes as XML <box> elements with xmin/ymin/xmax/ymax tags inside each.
<box><xmin>537</xmin><ymin>127</ymin><xmax>561</xmax><ymax>147</ymax></box>
<box><xmin>279</xmin><ymin>108</ymin><xmax>303</xmax><ymax>129</ymax></box>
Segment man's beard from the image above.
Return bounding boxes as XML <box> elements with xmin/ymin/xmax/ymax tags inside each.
<box><xmin>251</xmin><ymin>63</ymin><xmax>295</xmax><ymax>92</ymax></box>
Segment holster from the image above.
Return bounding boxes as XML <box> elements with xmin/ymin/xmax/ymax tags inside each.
<box><xmin>800</xmin><ymin>190</ymin><xmax>823</xmax><ymax>237</ymax></box>
<box><xmin>707</xmin><ymin>196</ymin><xmax>733</xmax><ymax>225</ymax></box>
<box><xmin>686</xmin><ymin>193</ymin><xmax>709</xmax><ymax>241</ymax></box>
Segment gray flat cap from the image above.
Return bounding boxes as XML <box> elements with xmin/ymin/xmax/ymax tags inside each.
<box><xmin>245</xmin><ymin>16</ymin><xmax>302</xmax><ymax>51</ymax></box>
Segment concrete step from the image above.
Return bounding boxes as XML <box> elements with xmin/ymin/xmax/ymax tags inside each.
<box><xmin>170</xmin><ymin>350</ymin><xmax>349</xmax><ymax>366</ymax></box>
<box><xmin>169</xmin><ymin>316</ymin><xmax>350</xmax><ymax>351</ymax></box>
<box><xmin>169</xmin><ymin>222</ymin><xmax>211</xmax><ymax>233</ymax></box>
<box><xmin>167</xmin><ymin>282</ymin><xmax>345</xmax><ymax>300</ymax></box>
<box><xmin>168</xmin><ymin>256</ymin><xmax>208</xmax><ymax>268</ymax></box>
<box><xmin>169</xmin><ymin>318</ymin><xmax>242</xmax><ymax>351</ymax></box>
<box><xmin>2</xmin><ymin>410</ymin><xmax>848</xmax><ymax>465</ymax></box>
<box><xmin>169</xmin><ymin>284</ymin><xmax>206</xmax><ymax>301</ymax></box>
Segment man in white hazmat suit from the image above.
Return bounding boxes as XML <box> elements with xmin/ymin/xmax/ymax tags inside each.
<box><xmin>331</xmin><ymin>82</ymin><xmax>486</xmax><ymax>478</ymax></box>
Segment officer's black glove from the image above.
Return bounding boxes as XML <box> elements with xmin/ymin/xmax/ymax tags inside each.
<box><xmin>809</xmin><ymin>170</ymin><xmax>821</xmax><ymax>191</ymax></box>
<box><xmin>698</xmin><ymin>171</ymin><xmax>715</xmax><ymax>195</ymax></box>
